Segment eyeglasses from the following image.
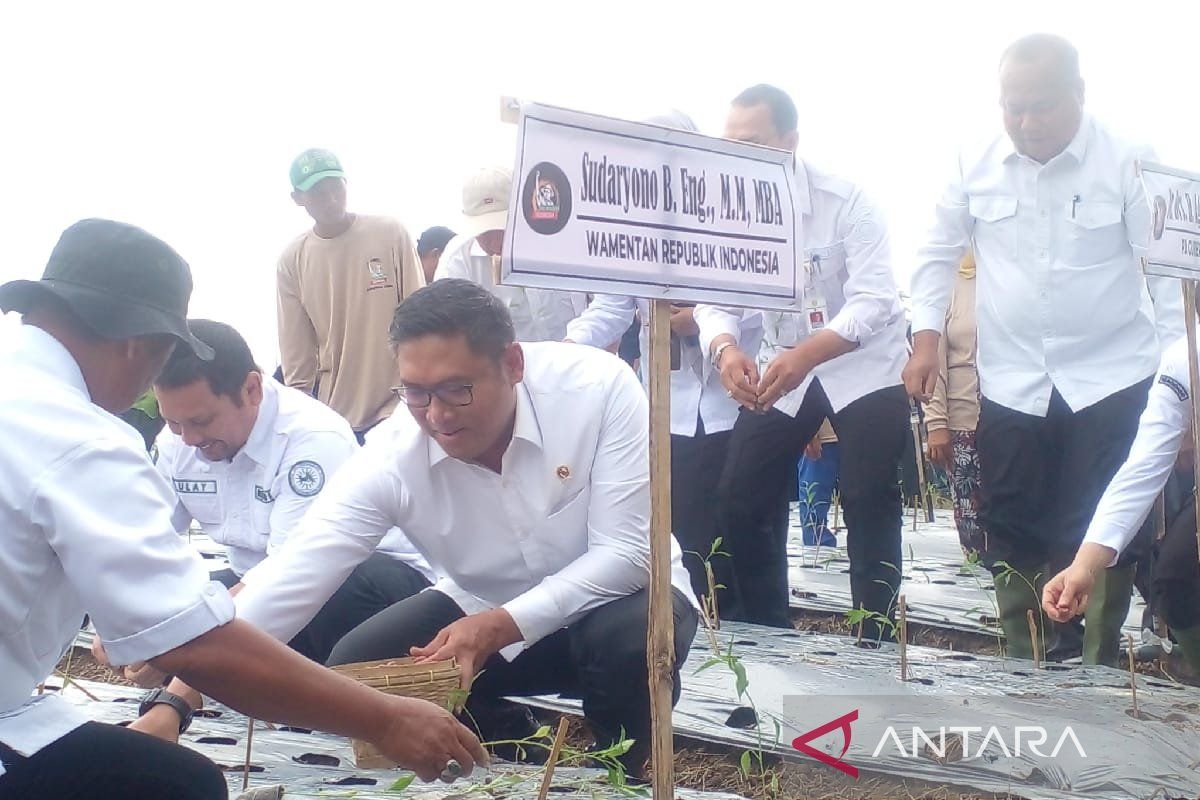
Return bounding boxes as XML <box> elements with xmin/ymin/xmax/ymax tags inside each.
<box><xmin>390</xmin><ymin>383</ymin><xmax>474</xmax><ymax>408</ymax></box>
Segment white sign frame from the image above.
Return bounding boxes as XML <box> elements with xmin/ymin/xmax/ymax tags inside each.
<box><xmin>501</xmin><ymin>102</ymin><xmax>804</xmax><ymax>311</ymax></box>
<box><xmin>1139</xmin><ymin>159</ymin><xmax>1200</xmax><ymax>280</ymax></box>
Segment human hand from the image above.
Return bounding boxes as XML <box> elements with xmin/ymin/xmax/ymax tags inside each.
<box><xmin>410</xmin><ymin>609</ymin><xmax>522</xmax><ymax>691</ymax></box>
<box><xmin>926</xmin><ymin>428</ymin><xmax>953</xmax><ymax>470</ymax></box>
<box><xmin>717</xmin><ymin>346</ymin><xmax>760</xmax><ymax>410</ymax></box>
<box><xmin>373</xmin><ymin>695</ymin><xmax>488</xmax><ymax>783</ymax></box>
<box><xmin>902</xmin><ymin>334</ymin><xmax>940</xmax><ymax>402</ymax></box>
<box><xmin>757</xmin><ymin>348</ymin><xmax>813</xmax><ymax>410</ymax></box>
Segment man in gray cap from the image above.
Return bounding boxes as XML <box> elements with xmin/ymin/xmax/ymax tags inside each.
<box><xmin>0</xmin><ymin>219</ymin><xmax>484</xmax><ymax>800</ymax></box>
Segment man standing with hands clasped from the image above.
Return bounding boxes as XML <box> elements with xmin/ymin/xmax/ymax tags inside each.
<box><xmin>695</xmin><ymin>84</ymin><xmax>911</xmax><ymax>638</ymax></box>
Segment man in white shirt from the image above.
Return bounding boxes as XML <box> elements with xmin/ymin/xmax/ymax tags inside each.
<box><xmin>434</xmin><ymin>167</ymin><xmax>588</xmax><ymax>341</ymax></box>
<box><xmin>903</xmin><ymin>34</ymin><xmax>1184</xmax><ymax>663</ymax></box>
<box><xmin>1044</xmin><ymin>332</ymin><xmax>1200</xmax><ymax>671</ymax></box>
<box><xmin>0</xmin><ymin>220</ymin><xmax>484</xmax><ymax>799</ymax></box>
<box><xmin>215</xmin><ymin>279</ymin><xmax>698</xmax><ymax>776</ymax></box>
<box><xmin>150</xmin><ymin>319</ymin><xmax>434</xmax><ymax>664</ymax></box>
<box><xmin>696</xmin><ymin>85</ymin><xmax>911</xmax><ymax>638</ymax></box>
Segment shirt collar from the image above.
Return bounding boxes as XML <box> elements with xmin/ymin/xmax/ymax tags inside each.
<box><xmin>427</xmin><ymin>381</ymin><xmax>543</xmax><ymax>467</ymax></box>
<box><xmin>237</xmin><ymin>378</ymin><xmax>279</xmax><ymax>466</ymax></box>
<box><xmin>11</xmin><ymin>325</ymin><xmax>91</xmax><ymax>401</ymax></box>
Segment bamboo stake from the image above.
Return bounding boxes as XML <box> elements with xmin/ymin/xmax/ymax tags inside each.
<box><xmin>898</xmin><ymin>594</ymin><xmax>908</xmax><ymax>682</ymax></box>
<box><xmin>646</xmin><ymin>299</ymin><xmax>676</xmax><ymax>799</ymax></box>
<box><xmin>1027</xmin><ymin>610</ymin><xmax>1040</xmax><ymax>669</ymax></box>
<box><xmin>537</xmin><ymin>718</ymin><xmax>571</xmax><ymax>800</ymax></box>
<box><xmin>1183</xmin><ymin>281</ymin><xmax>1200</xmax><ymax>569</ymax></box>
<box><xmin>243</xmin><ymin>718</ymin><xmax>255</xmax><ymax>791</ymax></box>
<box><xmin>831</xmin><ymin>490</ymin><xmax>842</xmax><ymax>533</ymax></box>
<box><xmin>1127</xmin><ymin>634</ymin><xmax>1140</xmax><ymax>719</ymax></box>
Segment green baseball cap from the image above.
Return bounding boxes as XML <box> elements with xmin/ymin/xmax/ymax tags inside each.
<box><xmin>289</xmin><ymin>148</ymin><xmax>345</xmax><ymax>192</ymax></box>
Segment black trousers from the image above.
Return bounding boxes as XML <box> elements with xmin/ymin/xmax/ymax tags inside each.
<box><xmin>1153</xmin><ymin>475</ymin><xmax>1200</xmax><ymax>631</ymax></box>
<box><xmin>327</xmin><ymin>587</ymin><xmax>698</xmax><ymax>770</ymax></box>
<box><xmin>672</xmin><ymin>426</ymin><xmax>737</xmax><ymax>609</ymax></box>
<box><xmin>0</xmin><ymin>721</ymin><xmax>227</xmax><ymax>800</ymax></box>
<box><xmin>976</xmin><ymin>379</ymin><xmax>1151</xmax><ymax>572</ymax></box>
<box><xmin>212</xmin><ymin>553</ymin><xmax>431</xmax><ymax>664</ymax></box>
<box><xmin>718</xmin><ymin>380</ymin><xmax>909</xmax><ymax>636</ymax></box>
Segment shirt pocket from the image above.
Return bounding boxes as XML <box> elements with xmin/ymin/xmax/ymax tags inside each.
<box><xmin>804</xmin><ymin>244</ymin><xmax>847</xmax><ymax>288</ymax></box>
<box><xmin>1062</xmin><ymin>201</ymin><xmax>1125</xmax><ymax>267</ymax></box>
<box><xmin>968</xmin><ymin>195</ymin><xmax>1019</xmax><ymax>259</ymax></box>
<box><xmin>539</xmin><ymin>488</ymin><xmax>592</xmax><ymax>565</ymax></box>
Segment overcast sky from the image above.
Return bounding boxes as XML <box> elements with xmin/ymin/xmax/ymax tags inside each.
<box><xmin>3</xmin><ymin>0</ymin><xmax>1197</xmax><ymax>364</ymax></box>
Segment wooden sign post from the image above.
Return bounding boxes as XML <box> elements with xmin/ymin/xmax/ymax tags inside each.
<box><xmin>1138</xmin><ymin>160</ymin><xmax>1200</xmax><ymax>562</ymax></box>
<box><xmin>500</xmin><ymin>101</ymin><xmax>803</xmax><ymax>798</ymax></box>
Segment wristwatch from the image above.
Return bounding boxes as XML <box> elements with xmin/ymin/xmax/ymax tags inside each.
<box><xmin>138</xmin><ymin>687</ymin><xmax>195</xmax><ymax>734</ymax></box>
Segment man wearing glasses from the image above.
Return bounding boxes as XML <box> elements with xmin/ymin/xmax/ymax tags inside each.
<box><xmin>190</xmin><ymin>279</ymin><xmax>699</xmax><ymax>777</ymax></box>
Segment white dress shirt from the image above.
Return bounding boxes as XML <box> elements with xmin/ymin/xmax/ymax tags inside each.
<box><xmin>0</xmin><ymin>326</ymin><xmax>234</xmax><ymax>771</ymax></box>
<box><xmin>155</xmin><ymin>380</ymin><xmax>434</xmax><ymax>580</ymax></box>
<box><xmin>566</xmin><ymin>295</ymin><xmax>754</xmax><ymax>437</ymax></box>
<box><xmin>694</xmin><ymin>162</ymin><xmax>909</xmax><ymax>415</ymax></box>
<box><xmin>910</xmin><ymin>115</ymin><xmax>1185</xmax><ymax>417</ymax></box>
<box><xmin>435</xmin><ymin>234</ymin><xmax>589</xmax><ymax>342</ymax></box>
<box><xmin>1083</xmin><ymin>332</ymin><xmax>1194</xmax><ymax>560</ymax></box>
<box><xmin>236</xmin><ymin>342</ymin><xmax>697</xmax><ymax>659</ymax></box>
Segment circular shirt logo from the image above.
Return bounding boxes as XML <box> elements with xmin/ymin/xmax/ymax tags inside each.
<box><xmin>522</xmin><ymin>162</ymin><xmax>572</xmax><ymax>235</ymax></box>
<box><xmin>288</xmin><ymin>460</ymin><xmax>326</xmax><ymax>497</ymax></box>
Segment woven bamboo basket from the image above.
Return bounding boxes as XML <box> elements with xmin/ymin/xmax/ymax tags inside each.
<box><xmin>332</xmin><ymin>656</ymin><xmax>461</xmax><ymax>769</ymax></box>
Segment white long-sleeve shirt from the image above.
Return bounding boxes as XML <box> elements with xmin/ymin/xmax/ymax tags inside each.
<box><xmin>694</xmin><ymin>162</ymin><xmax>909</xmax><ymax>415</ymax></box>
<box><xmin>435</xmin><ymin>235</ymin><xmax>588</xmax><ymax>342</ymax></box>
<box><xmin>566</xmin><ymin>295</ymin><xmax>755</xmax><ymax>437</ymax></box>
<box><xmin>155</xmin><ymin>379</ymin><xmax>434</xmax><ymax>581</ymax></box>
<box><xmin>0</xmin><ymin>327</ymin><xmax>234</xmax><ymax>771</ymax></box>
<box><xmin>236</xmin><ymin>342</ymin><xmax>696</xmax><ymax>659</ymax></box>
<box><xmin>1083</xmin><ymin>332</ymin><xmax>1194</xmax><ymax>560</ymax></box>
<box><xmin>909</xmin><ymin>115</ymin><xmax>1185</xmax><ymax>417</ymax></box>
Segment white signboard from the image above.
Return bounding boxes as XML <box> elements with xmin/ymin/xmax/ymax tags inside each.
<box><xmin>1139</xmin><ymin>160</ymin><xmax>1200</xmax><ymax>279</ymax></box>
<box><xmin>501</xmin><ymin>102</ymin><xmax>803</xmax><ymax>310</ymax></box>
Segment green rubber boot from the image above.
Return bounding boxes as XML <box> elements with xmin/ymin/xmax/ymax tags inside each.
<box><xmin>1082</xmin><ymin>565</ymin><xmax>1136</xmax><ymax>667</ymax></box>
<box><xmin>1169</xmin><ymin>625</ymin><xmax>1200</xmax><ymax>675</ymax></box>
<box><xmin>993</xmin><ymin>566</ymin><xmax>1045</xmax><ymax>661</ymax></box>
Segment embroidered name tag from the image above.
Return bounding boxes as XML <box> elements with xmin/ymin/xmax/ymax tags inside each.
<box><xmin>1159</xmin><ymin>374</ymin><xmax>1190</xmax><ymax>402</ymax></box>
<box><xmin>174</xmin><ymin>479</ymin><xmax>217</xmax><ymax>494</ymax></box>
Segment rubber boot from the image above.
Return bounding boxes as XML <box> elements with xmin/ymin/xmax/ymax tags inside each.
<box><xmin>1082</xmin><ymin>565</ymin><xmax>1136</xmax><ymax>667</ymax></box>
<box><xmin>1169</xmin><ymin>626</ymin><xmax>1200</xmax><ymax>675</ymax></box>
<box><xmin>993</xmin><ymin>566</ymin><xmax>1044</xmax><ymax>661</ymax></box>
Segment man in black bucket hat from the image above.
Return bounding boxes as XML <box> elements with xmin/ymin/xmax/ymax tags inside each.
<box><xmin>0</xmin><ymin>219</ymin><xmax>485</xmax><ymax>800</ymax></box>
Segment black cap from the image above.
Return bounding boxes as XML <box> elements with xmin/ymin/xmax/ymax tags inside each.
<box><xmin>0</xmin><ymin>219</ymin><xmax>213</xmax><ymax>359</ymax></box>
<box><xmin>417</xmin><ymin>226</ymin><xmax>457</xmax><ymax>256</ymax></box>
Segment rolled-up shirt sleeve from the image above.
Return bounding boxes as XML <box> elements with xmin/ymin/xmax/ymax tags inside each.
<box><xmin>566</xmin><ymin>294</ymin><xmax>636</xmax><ymax>348</ymax></box>
<box><xmin>501</xmin><ymin>364</ymin><xmax>654</xmax><ymax>649</ymax></box>
<box><xmin>31</xmin><ymin>440</ymin><xmax>234</xmax><ymax>666</ymax></box>
<box><xmin>911</xmin><ymin>157</ymin><xmax>974</xmax><ymax>335</ymax></box>
<box><xmin>236</xmin><ymin>449</ymin><xmax>393</xmax><ymax>643</ymax></box>
<box><xmin>825</xmin><ymin>191</ymin><xmax>902</xmax><ymax>345</ymax></box>
<box><xmin>1084</xmin><ymin>341</ymin><xmax>1192</xmax><ymax>560</ymax></box>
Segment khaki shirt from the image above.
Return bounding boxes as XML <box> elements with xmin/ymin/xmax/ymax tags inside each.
<box><xmin>277</xmin><ymin>215</ymin><xmax>425</xmax><ymax>431</ymax></box>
